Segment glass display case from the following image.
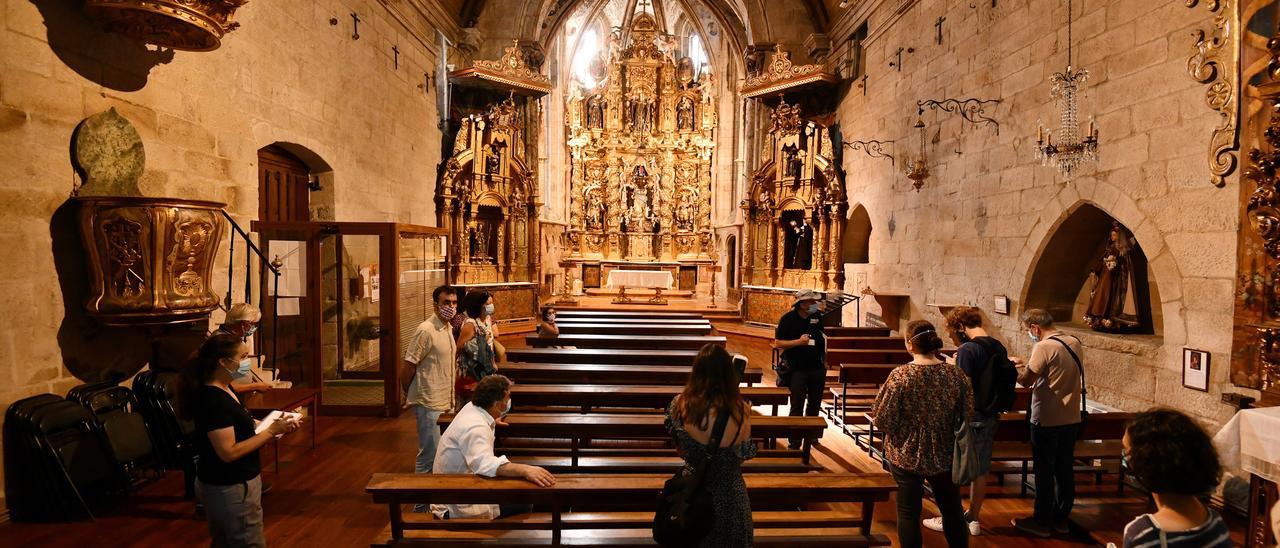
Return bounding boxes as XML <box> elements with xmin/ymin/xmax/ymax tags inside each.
<box><xmin>253</xmin><ymin>221</ymin><xmax>448</xmax><ymax>416</ymax></box>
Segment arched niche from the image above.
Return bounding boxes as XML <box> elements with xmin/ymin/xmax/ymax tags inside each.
<box><xmin>257</xmin><ymin>142</ymin><xmax>334</xmax><ymax>222</ymax></box>
<box><xmin>725</xmin><ymin>234</ymin><xmax>737</xmax><ymax>288</ymax></box>
<box><xmin>842</xmin><ymin>203</ymin><xmax>871</xmax><ymax>264</ymax></box>
<box><xmin>1024</xmin><ymin>203</ymin><xmax>1162</xmax><ymax>335</ymax></box>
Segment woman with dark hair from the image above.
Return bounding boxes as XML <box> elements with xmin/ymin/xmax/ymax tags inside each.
<box><xmin>664</xmin><ymin>343</ymin><xmax>756</xmax><ymax>546</ymax></box>
<box><xmin>1120</xmin><ymin>409</ymin><xmax>1230</xmax><ymax>547</ymax></box>
<box><xmin>456</xmin><ymin>290</ymin><xmax>498</xmax><ymax>401</ymax></box>
<box><xmin>535</xmin><ymin>305</ymin><xmax>559</xmax><ymax>339</ymax></box>
<box><xmin>869</xmin><ymin>320</ymin><xmax>973</xmax><ymax>548</ymax></box>
<box><xmin>179</xmin><ymin>334</ymin><xmax>300</xmax><ymax>547</ymax></box>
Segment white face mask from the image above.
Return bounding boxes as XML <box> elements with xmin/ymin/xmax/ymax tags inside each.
<box><xmin>546</xmin><ymin>313</ymin><xmax>556</xmax><ymax>322</ymax></box>
<box><xmin>502</xmin><ymin>398</ymin><xmax>512</xmax><ymax>417</ymax></box>
<box><xmin>484</xmin><ymin>303</ymin><xmax>495</xmax><ymax>316</ymax></box>
<box><xmin>1028</xmin><ymin>330</ymin><xmax>1040</xmax><ymax>344</ymax></box>
<box><xmin>225</xmin><ymin>358</ymin><xmax>252</xmax><ymax>380</ymax></box>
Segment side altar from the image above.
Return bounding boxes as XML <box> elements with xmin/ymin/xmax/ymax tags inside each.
<box><xmin>560</xmin><ymin>13</ymin><xmax>718</xmax><ymax>295</ymax></box>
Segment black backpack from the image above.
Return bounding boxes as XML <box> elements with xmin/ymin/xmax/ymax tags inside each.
<box><xmin>969</xmin><ymin>338</ymin><xmax>1018</xmax><ymax>414</ymax></box>
<box><xmin>653</xmin><ymin>408</ymin><xmax>732</xmax><ymax>546</ymax></box>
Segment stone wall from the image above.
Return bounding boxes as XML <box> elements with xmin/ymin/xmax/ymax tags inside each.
<box><xmin>0</xmin><ymin>0</ymin><xmax>449</xmax><ymax>511</ymax></box>
<box><xmin>835</xmin><ymin>0</ymin><xmax>1245</xmax><ymax>429</ymax></box>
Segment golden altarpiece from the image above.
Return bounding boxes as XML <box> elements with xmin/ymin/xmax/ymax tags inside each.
<box><xmin>561</xmin><ymin>13</ymin><xmax>717</xmax><ymax>293</ymax></box>
<box><xmin>437</xmin><ymin>41</ymin><xmax>551</xmax><ymax>325</ymax></box>
<box><xmin>740</xmin><ymin>101</ymin><xmax>847</xmax><ymax>325</ymax></box>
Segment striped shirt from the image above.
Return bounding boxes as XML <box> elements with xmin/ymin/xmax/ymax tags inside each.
<box><xmin>1122</xmin><ymin>510</ymin><xmax>1232</xmax><ymax>548</ymax></box>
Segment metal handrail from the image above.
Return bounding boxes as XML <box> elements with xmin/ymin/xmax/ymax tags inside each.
<box><xmin>220</xmin><ymin>211</ymin><xmax>286</xmax><ymax>381</ymax></box>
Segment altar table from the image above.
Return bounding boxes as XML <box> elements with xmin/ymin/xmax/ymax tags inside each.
<box><xmin>606</xmin><ymin>269</ymin><xmax>673</xmax><ymax>290</ymax></box>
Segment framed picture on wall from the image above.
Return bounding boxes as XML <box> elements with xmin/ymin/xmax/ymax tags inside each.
<box><xmin>993</xmin><ymin>295</ymin><xmax>1010</xmax><ymax>315</ymax></box>
<box><xmin>1182</xmin><ymin>348</ymin><xmax>1210</xmax><ymax>392</ymax></box>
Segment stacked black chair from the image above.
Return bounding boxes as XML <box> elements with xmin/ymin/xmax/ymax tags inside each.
<box><xmin>67</xmin><ymin>382</ymin><xmax>161</xmax><ymax>483</ymax></box>
<box><xmin>132</xmin><ymin>370</ymin><xmax>198</xmax><ymax>497</ymax></box>
<box><xmin>3</xmin><ymin>393</ymin><xmax>128</xmax><ymax>521</ymax></box>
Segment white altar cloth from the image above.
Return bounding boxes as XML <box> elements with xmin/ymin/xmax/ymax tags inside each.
<box><xmin>1214</xmin><ymin>406</ymin><xmax>1280</xmax><ymax>484</ymax></box>
<box><xmin>606</xmin><ymin>270</ymin><xmax>673</xmax><ymax>290</ymax></box>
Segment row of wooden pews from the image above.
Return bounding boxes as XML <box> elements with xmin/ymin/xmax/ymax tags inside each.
<box><xmin>367</xmin><ymin>309</ymin><xmax>896</xmax><ymax>546</ymax></box>
<box><xmin>826</xmin><ymin>330</ymin><xmax>1132</xmax><ymax>498</ymax></box>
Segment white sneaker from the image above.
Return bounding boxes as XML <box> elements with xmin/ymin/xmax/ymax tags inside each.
<box><xmin>922</xmin><ymin>516</ymin><xmax>981</xmax><ymax>536</ymax></box>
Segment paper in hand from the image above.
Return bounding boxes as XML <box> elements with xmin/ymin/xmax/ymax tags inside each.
<box><xmin>255</xmin><ymin>410</ymin><xmax>302</xmax><ymax>438</ymax></box>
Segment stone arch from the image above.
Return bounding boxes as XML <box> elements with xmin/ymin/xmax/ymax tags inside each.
<box><xmin>842</xmin><ymin>203</ymin><xmax>871</xmax><ymax>264</ymax></box>
<box><xmin>725</xmin><ymin>233</ymin><xmax>738</xmax><ymax>287</ymax></box>
<box><xmin>1011</xmin><ymin>182</ymin><xmax>1183</xmax><ymax>344</ymax></box>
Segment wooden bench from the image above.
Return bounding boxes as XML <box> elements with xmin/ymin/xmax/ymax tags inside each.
<box><xmin>553</xmin><ymin>323</ymin><xmax>713</xmax><ymax>336</ymax></box>
<box><xmin>555</xmin><ymin>318</ymin><xmax>712</xmax><ymax>326</ymax></box>
<box><xmin>511</xmin><ymin>384</ymin><xmax>788</xmax><ymax>414</ymax></box>
<box><xmin>366</xmin><ymin>473</ymin><xmax>895</xmax><ymax>546</ymax></box>
<box><xmin>825</xmin><ymin>336</ymin><xmax>907</xmax><ymax>350</ymax></box>
<box><xmin>437</xmin><ymin>413</ymin><xmax>828</xmax><ymax>464</ymax></box>
<box><xmin>824</xmin><ymin>349</ymin><xmax>911</xmax><ymax>368</ymax></box>
<box><xmin>514</xmin><ymin>455</ymin><xmax>822</xmax><ymax>474</ymax></box>
<box><xmin>526</xmin><ymin>334</ymin><xmax>727</xmax><ymax>350</ymax></box>
<box><xmin>500</xmin><ymin>364</ymin><xmax>763</xmax><ymax>386</ymax></box>
<box><xmin>988</xmin><ymin>411</ymin><xmax>1134</xmax><ymax>495</ymax></box>
<box><xmin>824</xmin><ymin>327</ymin><xmax>893</xmax><ymax>337</ymax></box>
<box><xmin>506</xmin><ymin>348</ymin><xmax>698</xmax><ymax>366</ymax></box>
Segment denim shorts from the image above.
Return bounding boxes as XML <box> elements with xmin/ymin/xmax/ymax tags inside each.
<box><xmin>971</xmin><ymin>414</ymin><xmax>1000</xmax><ymax>476</ymax></box>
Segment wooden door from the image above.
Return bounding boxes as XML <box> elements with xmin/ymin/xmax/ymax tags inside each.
<box><xmin>258</xmin><ymin>146</ymin><xmax>311</xmax><ymax>223</ymax></box>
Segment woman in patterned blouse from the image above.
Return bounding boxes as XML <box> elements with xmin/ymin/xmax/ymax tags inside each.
<box><xmin>869</xmin><ymin>320</ymin><xmax>974</xmax><ymax>547</ymax></box>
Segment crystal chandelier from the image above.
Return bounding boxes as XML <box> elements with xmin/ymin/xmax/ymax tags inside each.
<box><xmin>1034</xmin><ymin>0</ymin><xmax>1098</xmax><ymax>179</ymax></box>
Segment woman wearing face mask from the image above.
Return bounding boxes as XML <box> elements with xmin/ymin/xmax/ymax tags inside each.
<box><xmin>180</xmin><ymin>334</ymin><xmax>301</xmax><ymax>547</ymax></box>
<box><xmin>457</xmin><ymin>291</ymin><xmax>499</xmax><ymax>402</ymax></box>
<box><xmin>536</xmin><ymin>306</ymin><xmax>559</xmax><ymax>339</ymax></box>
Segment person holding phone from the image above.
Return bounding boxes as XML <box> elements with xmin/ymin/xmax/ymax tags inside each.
<box><xmin>772</xmin><ymin>289</ymin><xmax>827</xmax><ymax>449</ymax></box>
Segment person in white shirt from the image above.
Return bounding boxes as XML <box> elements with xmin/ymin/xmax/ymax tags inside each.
<box><xmin>401</xmin><ymin>285</ymin><xmax>459</xmax><ymax>503</ymax></box>
<box><xmin>431</xmin><ymin>375</ymin><xmax>555</xmax><ymax>520</ymax></box>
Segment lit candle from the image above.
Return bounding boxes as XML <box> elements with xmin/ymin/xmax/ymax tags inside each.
<box><xmin>1037</xmin><ymin>126</ymin><xmax>1043</xmax><ymax>143</ymax></box>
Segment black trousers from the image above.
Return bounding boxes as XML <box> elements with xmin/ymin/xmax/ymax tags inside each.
<box><xmin>887</xmin><ymin>461</ymin><xmax>968</xmax><ymax>548</ymax></box>
<box><xmin>1030</xmin><ymin>422</ymin><xmax>1078</xmax><ymax>524</ymax></box>
<box><xmin>787</xmin><ymin>366</ymin><xmax>825</xmax><ymax>445</ymax></box>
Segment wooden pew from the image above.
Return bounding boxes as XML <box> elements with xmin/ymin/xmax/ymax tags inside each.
<box><xmin>553</xmin><ymin>322</ymin><xmax>713</xmax><ymax>336</ymax></box>
<box><xmin>825</xmin><ymin>349</ymin><xmax>911</xmax><ymax>367</ymax></box>
<box><xmin>514</xmin><ymin>455</ymin><xmax>822</xmax><ymax>474</ymax></box>
<box><xmin>511</xmin><ymin>384</ymin><xmax>788</xmax><ymax>414</ymax></box>
<box><xmin>825</xmin><ymin>336</ymin><xmax>907</xmax><ymax>350</ymax></box>
<box><xmin>367</xmin><ymin>473</ymin><xmax>895</xmax><ymax>547</ymax></box>
<box><xmin>500</xmin><ymin>363</ymin><xmax>763</xmax><ymax>386</ymax></box>
<box><xmin>556</xmin><ymin>311</ymin><xmax>705</xmax><ymax>320</ymax></box>
<box><xmin>990</xmin><ymin>411</ymin><xmax>1134</xmax><ymax>495</ymax></box>
<box><xmin>507</xmin><ymin>348</ymin><xmax>698</xmax><ymax>366</ymax></box>
<box><xmin>824</xmin><ymin>327</ymin><xmax>893</xmax><ymax>337</ymax></box>
<box><xmin>437</xmin><ymin>413</ymin><xmax>828</xmax><ymax>464</ymax></box>
<box><xmin>526</xmin><ymin>334</ymin><xmax>726</xmax><ymax>350</ymax></box>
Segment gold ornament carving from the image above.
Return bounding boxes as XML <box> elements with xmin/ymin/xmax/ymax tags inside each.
<box><xmin>741</xmin><ymin>46</ymin><xmax>839</xmax><ymax>99</ymax></box>
<box><xmin>454</xmin><ymin>40</ymin><xmax>552</xmax><ymax>97</ymax></box>
<box><xmin>83</xmin><ymin>0</ymin><xmax>247</xmax><ymax>51</ymax></box>
<box><xmin>1187</xmin><ymin>0</ymin><xmax>1239</xmax><ymax>188</ymax></box>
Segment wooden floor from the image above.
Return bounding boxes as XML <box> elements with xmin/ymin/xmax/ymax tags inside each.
<box><xmin>0</xmin><ymin>329</ymin><xmax>1246</xmax><ymax>547</ymax></box>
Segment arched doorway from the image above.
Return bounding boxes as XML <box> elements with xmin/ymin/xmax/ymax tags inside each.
<box><xmin>726</xmin><ymin>234</ymin><xmax>737</xmax><ymax>288</ymax></box>
<box><xmin>842</xmin><ymin>204</ymin><xmax>872</xmax><ymax>264</ymax></box>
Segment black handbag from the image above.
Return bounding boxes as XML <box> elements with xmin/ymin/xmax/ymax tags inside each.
<box><xmin>653</xmin><ymin>408</ymin><xmax>732</xmax><ymax>546</ymax></box>
<box><xmin>771</xmin><ymin>348</ymin><xmax>792</xmax><ymax>388</ymax></box>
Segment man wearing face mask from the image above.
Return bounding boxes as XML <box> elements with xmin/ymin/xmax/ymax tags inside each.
<box><xmin>1010</xmin><ymin>308</ymin><xmax>1084</xmax><ymax>538</ymax></box>
<box><xmin>773</xmin><ymin>289</ymin><xmax>828</xmax><ymax>449</ymax></box>
<box><xmin>432</xmin><ymin>375</ymin><xmax>555</xmax><ymax>520</ymax></box>
<box><xmin>213</xmin><ymin>303</ymin><xmax>273</xmax><ymax>395</ymax></box>
<box><xmin>401</xmin><ymin>285</ymin><xmax>459</xmax><ymax>509</ymax></box>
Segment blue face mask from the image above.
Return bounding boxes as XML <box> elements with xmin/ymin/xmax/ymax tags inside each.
<box><xmin>807</xmin><ymin>303</ymin><xmax>820</xmax><ymax>314</ymax></box>
<box><xmin>484</xmin><ymin>303</ymin><xmax>495</xmax><ymax>316</ymax></box>
<box><xmin>1028</xmin><ymin>330</ymin><xmax>1040</xmax><ymax>344</ymax></box>
<box><xmin>226</xmin><ymin>358</ymin><xmax>252</xmax><ymax>380</ymax></box>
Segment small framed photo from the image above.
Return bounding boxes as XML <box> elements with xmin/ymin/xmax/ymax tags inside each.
<box><xmin>993</xmin><ymin>295</ymin><xmax>1010</xmax><ymax>315</ymax></box>
<box><xmin>1182</xmin><ymin>348</ymin><xmax>1210</xmax><ymax>392</ymax></box>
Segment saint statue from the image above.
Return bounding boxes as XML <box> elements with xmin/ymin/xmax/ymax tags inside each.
<box><xmin>783</xmin><ymin>218</ymin><xmax>813</xmax><ymax>270</ymax></box>
<box><xmin>587</xmin><ymin>95</ymin><xmax>605</xmax><ymax>129</ymax></box>
<box><xmin>677</xmin><ymin>97</ymin><xmax>694</xmax><ymax>131</ymax></box>
<box><xmin>1083</xmin><ymin>222</ymin><xmax>1141</xmax><ymax>332</ymax></box>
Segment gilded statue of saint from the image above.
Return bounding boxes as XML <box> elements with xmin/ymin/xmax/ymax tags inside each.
<box><xmin>1083</xmin><ymin>222</ymin><xmax>1140</xmax><ymax>332</ymax></box>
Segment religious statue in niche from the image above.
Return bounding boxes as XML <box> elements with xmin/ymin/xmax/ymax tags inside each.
<box><xmin>586</xmin><ymin>95</ymin><xmax>605</xmax><ymax>129</ymax></box>
<box><xmin>783</xmin><ymin>217</ymin><xmax>814</xmax><ymax>270</ymax></box>
<box><xmin>628</xmin><ymin>99</ymin><xmax>655</xmax><ymax>133</ymax></box>
<box><xmin>1084</xmin><ymin>222</ymin><xmax>1140</xmax><ymax>332</ymax></box>
<box><xmin>584</xmin><ymin>187</ymin><xmax>605</xmax><ymax>230</ymax></box>
<box><xmin>782</xmin><ymin>143</ymin><xmax>802</xmax><ymax>178</ymax></box>
<box><xmin>485</xmin><ymin>140</ymin><xmax>506</xmax><ymax>177</ymax></box>
<box><xmin>676</xmin><ymin>96</ymin><xmax>695</xmax><ymax>131</ymax></box>
<box><xmin>675</xmin><ymin>189</ymin><xmax>698</xmax><ymax>232</ymax></box>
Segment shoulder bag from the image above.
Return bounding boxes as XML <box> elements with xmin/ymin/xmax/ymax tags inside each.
<box><xmin>653</xmin><ymin>407</ymin><xmax>732</xmax><ymax>546</ymax></box>
<box><xmin>951</xmin><ymin>374</ymin><xmax>981</xmax><ymax>485</ymax></box>
<box><xmin>1049</xmin><ymin>335</ymin><xmax>1088</xmax><ymax>438</ymax></box>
